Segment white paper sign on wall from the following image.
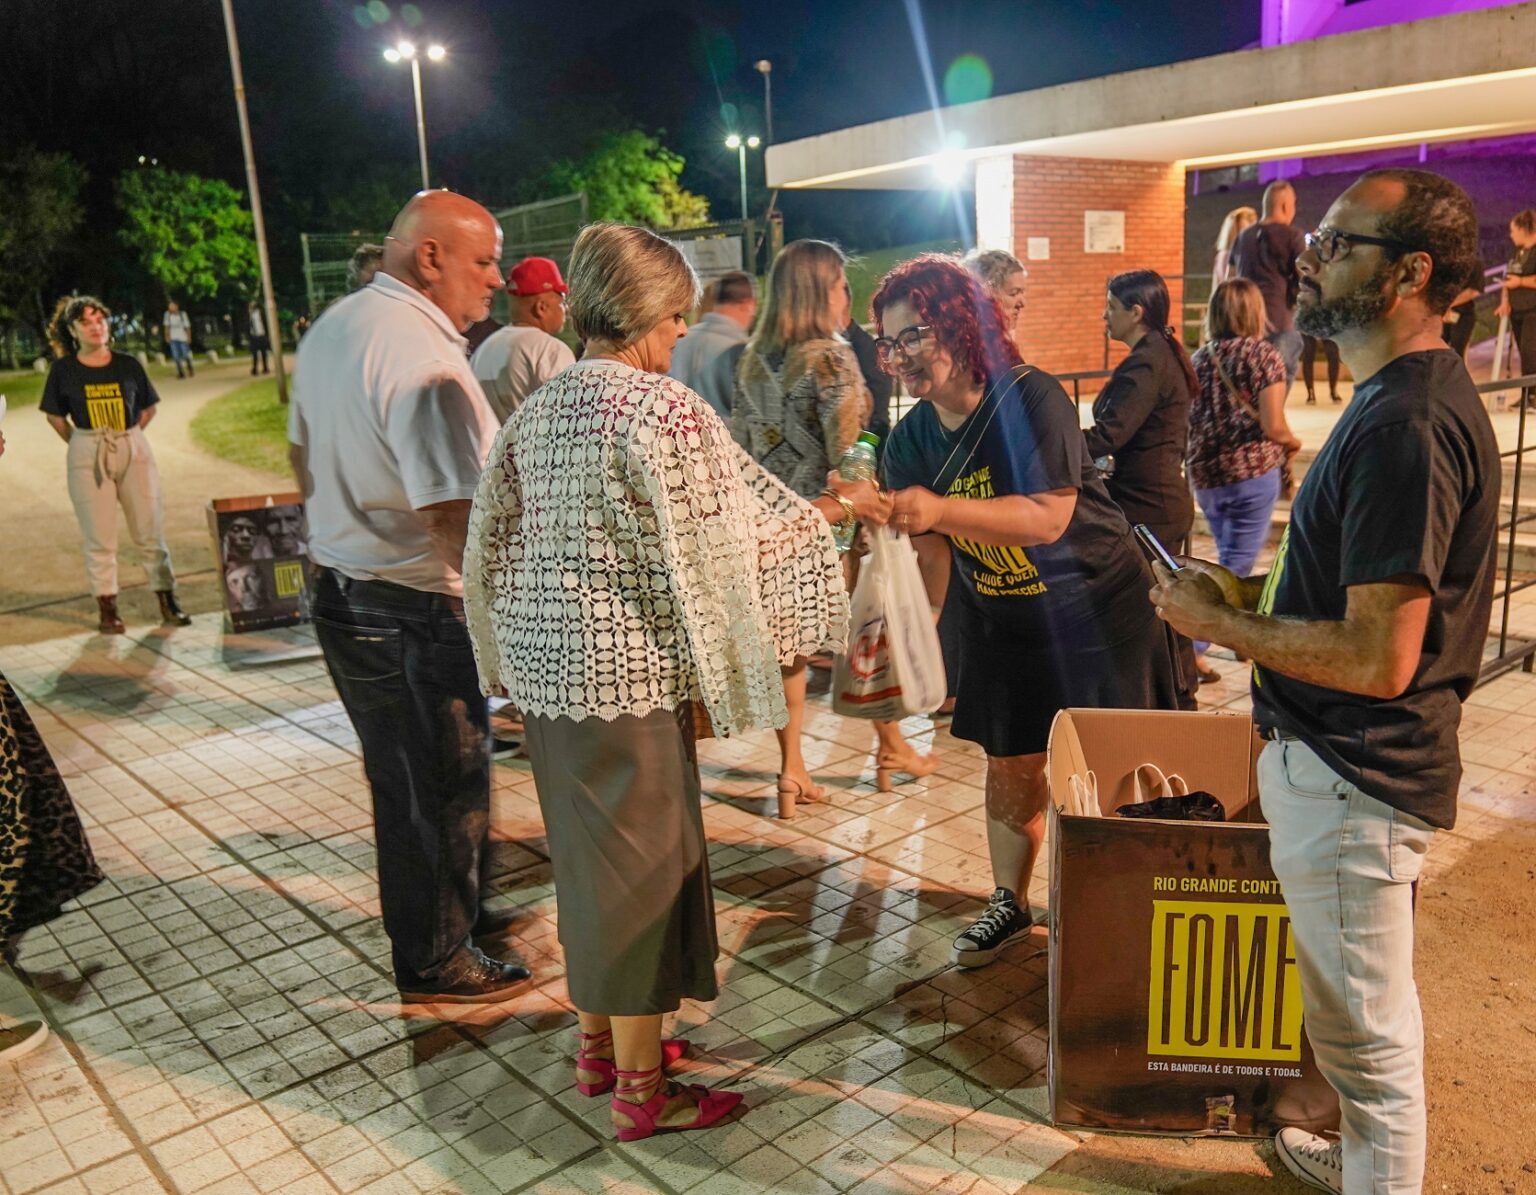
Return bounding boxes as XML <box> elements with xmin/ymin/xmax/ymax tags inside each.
<box><xmin>1027</xmin><ymin>237</ymin><xmax>1050</xmax><ymax>261</ymax></box>
<box><xmin>1084</xmin><ymin>210</ymin><xmax>1126</xmax><ymax>254</ymax></box>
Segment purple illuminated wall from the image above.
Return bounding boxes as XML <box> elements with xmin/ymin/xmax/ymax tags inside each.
<box><xmin>1261</xmin><ymin>0</ymin><xmax>1517</xmax><ymax>46</ymax></box>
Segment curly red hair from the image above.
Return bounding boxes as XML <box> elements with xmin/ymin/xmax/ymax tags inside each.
<box><xmin>870</xmin><ymin>253</ymin><xmax>1021</xmax><ymax>386</ymax></box>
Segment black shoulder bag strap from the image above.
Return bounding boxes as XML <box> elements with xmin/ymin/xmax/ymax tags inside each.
<box><xmin>929</xmin><ymin>364</ymin><xmax>1034</xmax><ymax>496</ymax></box>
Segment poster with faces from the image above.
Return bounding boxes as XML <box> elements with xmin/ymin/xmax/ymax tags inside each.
<box><xmin>211</xmin><ymin>498</ymin><xmax>313</xmax><ymax>632</ymax></box>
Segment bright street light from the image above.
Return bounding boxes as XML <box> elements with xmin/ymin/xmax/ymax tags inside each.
<box><xmin>383</xmin><ymin>41</ymin><xmax>446</xmax><ymax>189</ymax></box>
<box><xmin>725</xmin><ymin>133</ymin><xmax>762</xmax><ymax>223</ymax></box>
<box><xmin>754</xmin><ymin>59</ymin><xmax>773</xmax><ymax>144</ymax></box>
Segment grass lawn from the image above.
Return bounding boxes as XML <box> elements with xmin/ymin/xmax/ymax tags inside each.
<box><xmin>0</xmin><ymin>369</ymin><xmax>48</xmax><ymax>410</ymax></box>
<box><xmin>188</xmin><ymin>376</ymin><xmax>290</xmax><ymax>476</ymax></box>
<box><xmin>1</xmin><ymin>358</ymin><xmax>223</xmax><ymax>411</ymax></box>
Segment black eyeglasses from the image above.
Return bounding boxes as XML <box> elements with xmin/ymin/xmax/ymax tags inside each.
<box><xmin>873</xmin><ymin>324</ymin><xmax>933</xmax><ymax>366</ymax></box>
<box><xmin>1305</xmin><ymin>226</ymin><xmax>1415</xmax><ymax>264</ymax></box>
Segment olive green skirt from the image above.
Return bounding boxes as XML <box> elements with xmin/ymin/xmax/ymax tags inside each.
<box><xmin>523</xmin><ymin>705</ymin><xmax>719</xmax><ymax>1015</ymax></box>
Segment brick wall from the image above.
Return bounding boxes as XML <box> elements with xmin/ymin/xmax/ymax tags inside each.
<box><xmin>1007</xmin><ymin>155</ymin><xmax>1186</xmax><ymax>378</ymax></box>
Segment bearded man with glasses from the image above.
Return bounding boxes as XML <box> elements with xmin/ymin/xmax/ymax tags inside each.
<box><xmin>1151</xmin><ymin>170</ymin><xmax>1498</xmax><ymax>1195</ymax></box>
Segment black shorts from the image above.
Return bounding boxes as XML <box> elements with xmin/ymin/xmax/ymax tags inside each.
<box><xmin>948</xmin><ymin>596</ymin><xmax>1182</xmax><ymax>758</ymax></box>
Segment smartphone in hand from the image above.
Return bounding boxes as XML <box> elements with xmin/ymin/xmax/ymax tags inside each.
<box><xmin>1132</xmin><ymin>524</ymin><xmax>1182</xmax><ymax>573</ymax></box>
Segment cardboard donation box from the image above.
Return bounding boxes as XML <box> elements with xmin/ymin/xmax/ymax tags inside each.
<box><xmin>207</xmin><ymin>494</ymin><xmax>314</xmax><ymax>633</ymax></box>
<box><xmin>1045</xmin><ymin>708</ymin><xmax>1338</xmax><ymax>1138</ymax></box>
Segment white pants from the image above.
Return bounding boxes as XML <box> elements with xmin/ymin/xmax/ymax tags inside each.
<box><xmin>1259</xmin><ymin>737</ymin><xmax>1436</xmax><ymax>1195</ymax></box>
<box><xmin>66</xmin><ymin>429</ymin><xmax>175</xmax><ymax>597</ymax></box>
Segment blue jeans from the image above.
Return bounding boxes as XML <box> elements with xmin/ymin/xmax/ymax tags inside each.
<box><xmin>168</xmin><ymin>341</ymin><xmax>192</xmax><ymax>375</ymax></box>
<box><xmin>1267</xmin><ymin>328</ymin><xmax>1304</xmax><ymax>390</ymax></box>
<box><xmin>311</xmin><ymin>567</ymin><xmax>491</xmax><ymax>985</ymax></box>
<box><xmin>1194</xmin><ymin>467</ymin><xmax>1281</xmax><ymax>653</ymax></box>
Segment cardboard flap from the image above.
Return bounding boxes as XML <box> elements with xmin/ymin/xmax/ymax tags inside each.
<box><xmin>1047</xmin><ymin>708</ymin><xmax>1264</xmax><ymax>823</ymax></box>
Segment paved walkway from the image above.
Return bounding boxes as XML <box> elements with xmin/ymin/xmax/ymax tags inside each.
<box><xmin>0</xmin><ymin>363</ymin><xmax>287</xmax><ymax>644</ymax></box>
<box><xmin>1</xmin><ymin>589</ymin><xmax>1532</xmax><ymax>1193</ymax></box>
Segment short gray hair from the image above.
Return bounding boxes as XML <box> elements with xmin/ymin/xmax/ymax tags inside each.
<box><xmin>963</xmin><ymin>248</ymin><xmax>1025</xmax><ymax>293</ymax></box>
<box><xmin>567</xmin><ymin>223</ymin><xmax>700</xmax><ymax>347</ymax></box>
<box><xmin>347</xmin><ymin>243</ymin><xmax>384</xmax><ymax>291</ymax></box>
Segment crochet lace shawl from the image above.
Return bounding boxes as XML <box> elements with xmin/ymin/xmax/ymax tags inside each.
<box><xmin>464</xmin><ymin>359</ymin><xmax>848</xmax><ymax>735</ymax></box>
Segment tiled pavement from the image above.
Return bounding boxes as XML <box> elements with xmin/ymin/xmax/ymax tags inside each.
<box><xmin>2</xmin><ymin>588</ymin><xmax>1534</xmax><ymax>1195</ymax></box>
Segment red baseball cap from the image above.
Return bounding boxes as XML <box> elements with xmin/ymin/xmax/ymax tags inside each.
<box><xmin>507</xmin><ymin>257</ymin><xmax>568</xmax><ymax>296</ymax></box>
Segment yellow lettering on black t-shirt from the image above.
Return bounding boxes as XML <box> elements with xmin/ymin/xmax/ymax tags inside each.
<box><xmin>82</xmin><ymin>382</ymin><xmax>127</xmax><ymax>431</ymax></box>
<box><xmin>946</xmin><ymin>464</ymin><xmax>1048</xmax><ymax>599</ymax></box>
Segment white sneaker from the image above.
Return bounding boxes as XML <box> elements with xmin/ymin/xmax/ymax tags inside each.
<box><xmin>1275</xmin><ymin>1126</ymin><xmax>1343</xmax><ymax>1193</ymax></box>
<box><xmin>0</xmin><ymin>1019</ymin><xmax>49</xmax><ymax>1065</ymax></box>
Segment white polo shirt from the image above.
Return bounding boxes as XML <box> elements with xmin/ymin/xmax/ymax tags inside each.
<box><xmin>288</xmin><ymin>271</ymin><xmax>499</xmax><ymax>596</ymax></box>
<box><xmin>469</xmin><ymin>324</ymin><xmax>575</xmax><ymax>424</ymax></box>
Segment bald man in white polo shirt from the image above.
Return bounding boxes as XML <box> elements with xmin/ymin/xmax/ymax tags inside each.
<box><xmin>289</xmin><ymin>191</ymin><xmax>531</xmax><ymax>1003</ymax></box>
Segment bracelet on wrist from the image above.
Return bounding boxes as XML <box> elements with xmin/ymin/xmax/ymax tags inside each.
<box><xmin>821</xmin><ymin>488</ymin><xmax>857</xmax><ymax>532</ymax></box>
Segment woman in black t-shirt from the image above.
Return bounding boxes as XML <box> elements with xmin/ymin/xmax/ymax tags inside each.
<box><xmin>879</xmin><ymin>255</ymin><xmax>1180</xmax><ymax>970</ymax></box>
<box><xmin>1497</xmin><ymin>208</ymin><xmax>1536</xmax><ymax>404</ymax></box>
<box><xmin>40</xmin><ymin>296</ymin><xmax>192</xmax><ymax>633</ymax></box>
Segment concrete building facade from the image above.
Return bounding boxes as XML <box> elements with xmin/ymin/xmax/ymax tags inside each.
<box><xmin>766</xmin><ymin>2</ymin><xmax>1536</xmax><ymax>374</ymax></box>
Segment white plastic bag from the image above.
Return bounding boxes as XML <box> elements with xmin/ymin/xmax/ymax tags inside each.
<box><xmin>832</xmin><ymin>527</ymin><xmax>947</xmax><ymax>719</ymax></box>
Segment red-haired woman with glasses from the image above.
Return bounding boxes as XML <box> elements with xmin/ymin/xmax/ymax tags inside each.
<box><xmin>876</xmin><ymin>254</ymin><xmax>1179</xmax><ymax>968</ymax></box>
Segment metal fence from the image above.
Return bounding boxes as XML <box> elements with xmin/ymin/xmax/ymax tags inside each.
<box><xmin>299</xmin><ymin>193</ymin><xmax>591</xmax><ymax>318</ymax></box>
<box><xmin>1477</xmin><ymin>371</ymin><xmax>1536</xmax><ymax>684</ymax></box>
<box><xmin>493</xmin><ymin>193</ymin><xmax>588</xmax><ymax>266</ymax></box>
<box><xmin>299</xmin><ymin>231</ymin><xmax>385</xmax><ymax>316</ymax></box>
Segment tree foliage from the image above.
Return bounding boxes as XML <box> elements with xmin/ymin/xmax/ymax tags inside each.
<box><xmin>0</xmin><ymin>145</ymin><xmax>87</xmax><ymax>340</ymax></box>
<box><xmin>116</xmin><ymin>167</ymin><xmax>259</xmax><ymax>302</ymax></box>
<box><xmin>545</xmin><ymin>130</ymin><xmax>710</xmax><ymax>230</ymax></box>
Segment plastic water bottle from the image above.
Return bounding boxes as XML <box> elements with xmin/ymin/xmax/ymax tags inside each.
<box><xmin>832</xmin><ymin>431</ymin><xmax>881</xmax><ymax>553</ymax></box>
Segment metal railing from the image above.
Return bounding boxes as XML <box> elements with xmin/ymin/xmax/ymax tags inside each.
<box><xmin>1476</xmin><ymin>371</ymin><xmax>1536</xmax><ymax>684</ymax></box>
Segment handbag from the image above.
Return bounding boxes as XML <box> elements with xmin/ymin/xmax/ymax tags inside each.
<box><xmin>1210</xmin><ymin>345</ymin><xmax>1294</xmax><ymax>499</ymax></box>
<box><xmin>1114</xmin><ymin>762</ymin><xmax>1226</xmax><ymax>821</ymax></box>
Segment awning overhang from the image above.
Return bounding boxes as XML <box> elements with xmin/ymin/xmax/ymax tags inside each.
<box><xmin>765</xmin><ymin>3</ymin><xmax>1536</xmax><ymax>190</ymax></box>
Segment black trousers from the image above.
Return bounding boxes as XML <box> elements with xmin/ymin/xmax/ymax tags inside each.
<box><xmin>1511</xmin><ymin>310</ymin><xmax>1536</xmax><ymax>384</ymax></box>
<box><xmin>311</xmin><ymin>567</ymin><xmax>491</xmax><ymax>984</ymax></box>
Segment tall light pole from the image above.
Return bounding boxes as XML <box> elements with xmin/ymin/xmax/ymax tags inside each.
<box><xmin>383</xmin><ymin>41</ymin><xmax>446</xmax><ymax>189</ymax></box>
<box><xmin>219</xmin><ymin>0</ymin><xmax>287</xmax><ymax>402</ymax></box>
<box><xmin>754</xmin><ymin>60</ymin><xmax>773</xmax><ymax>144</ymax></box>
<box><xmin>725</xmin><ymin>134</ymin><xmax>761</xmax><ymax>224</ymax></box>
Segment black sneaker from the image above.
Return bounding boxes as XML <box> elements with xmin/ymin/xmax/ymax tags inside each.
<box><xmin>953</xmin><ymin>887</ymin><xmax>1030</xmax><ymax>968</ymax></box>
<box><xmin>398</xmin><ymin>946</ymin><xmax>532</xmax><ymax>1004</ymax></box>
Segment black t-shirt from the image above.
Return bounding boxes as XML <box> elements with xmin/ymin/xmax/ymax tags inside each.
<box><xmin>883</xmin><ymin>366</ymin><xmax>1150</xmax><ymax>640</ymax></box>
<box><xmin>40</xmin><ymin>353</ymin><xmax>159</xmax><ymax>431</ymax></box>
<box><xmin>1251</xmin><ymin>350</ymin><xmax>1500</xmax><ymax>829</ymax></box>
<box><xmin>1230</xmin><ymin>222</ymin><xmax>1307</xmax><ymax>333</ymax></box>
<box><xmin>1083</xmin><ymin>333</ymin><xmax>1194</xmax><ymax>544</ymax></box>
<box><xmin>1508</xmin><ymin>243</ymin><xmax>1536</xmax><ymax>314</ymax></box>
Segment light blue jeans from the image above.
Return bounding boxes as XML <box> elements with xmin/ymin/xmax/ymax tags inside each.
<box><xmin>1268</xmin><ymin>328</ymin><xmax>1305</xmax><ymax>390</ymax></box>
<box><xmin>1260</xmin><ymin>738</ymin><xmax>1436</xmax><ymax>1194</ymax></box>
<box><xmin>1194</xmin><ymin>467</ymin><xmax>1281</xmax><ymax>654</ymax></box>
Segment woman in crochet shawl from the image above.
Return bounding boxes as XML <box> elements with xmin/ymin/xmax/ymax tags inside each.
<box><xmin>464</xmin><ymin>223</ymin><xmax>888</xmax><ymax>1141</ymax></box>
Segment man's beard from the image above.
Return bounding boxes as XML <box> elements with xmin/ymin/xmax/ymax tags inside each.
<box><xmin>1295</xmin><ymin>261</ymin><xmax>1394</xmax><ymax>338</ymax></box>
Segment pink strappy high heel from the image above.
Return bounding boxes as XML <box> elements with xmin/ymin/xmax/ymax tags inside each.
<box><xmin>574</xmin><ymin>1030</ymin><xmax>689</xmax><ymax>1097</ymax></box>
<box><xmin>609</xmin><ymin>1065</ymin><xmax>744</xmax><ymax>1141</ymax></box>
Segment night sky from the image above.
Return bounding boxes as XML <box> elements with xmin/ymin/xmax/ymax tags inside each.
<box><xmin>1</xmin><ymin>0</ymin><xmax>1258</xmax><ymax>309</ymax></box>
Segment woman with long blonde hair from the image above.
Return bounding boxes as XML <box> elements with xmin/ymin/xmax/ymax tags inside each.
<box><xmin>734</xmin><ymin>240</ymin><xmax>936</xmax><ymax>816</ymax></box>
<box><xmin>1211</xmin><ymin>205</ymin><xmax>1258</xmax><ymax>287</ymax></box>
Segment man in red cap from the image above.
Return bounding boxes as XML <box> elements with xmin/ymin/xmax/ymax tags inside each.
<box><xmin>469</xmin><ymin>256</ymin><xmax>576</xmax><ymax>424</ymax></box>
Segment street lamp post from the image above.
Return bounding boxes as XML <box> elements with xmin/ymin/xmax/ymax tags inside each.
<box><xmin>725</xmin><ymin>134</ymin><xmax>761</xmax><ymax>223</ymax></box>
<box><xmin>754</xmin><ymin>59</ymin><xmax>773</xmax><ymax>144</ymax></box>
<box><xmin>383</xmin><ymin>41</ymin><xmax>446</xmax><ymax>190</ymax></box>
